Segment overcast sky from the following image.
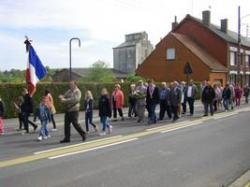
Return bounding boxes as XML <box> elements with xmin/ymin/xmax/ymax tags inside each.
<box><xmin>0</xmin><ymin>0</ymin><xmax>249</xmax><ymax>71</ymax></box>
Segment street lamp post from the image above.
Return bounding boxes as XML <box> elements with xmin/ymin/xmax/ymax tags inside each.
<box><xmin>237</xmin><ymin>8</ymin><xmax>250</xmax><ymax>86</ymax></box>
<box><xmin>237</xmin><ymin>6</ymin><xmax>241</xmax><ymax>86</ymax></box>
<box><xmin>69</xmin><ymin>37</ymin><xmax>81</xmax><ymax>80</ymax></box>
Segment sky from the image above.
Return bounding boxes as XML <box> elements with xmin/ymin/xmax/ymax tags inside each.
<box><xmin>0</xmin><ymin>0</ymin><xmax>249</xmax><ymax>71</ymax></box>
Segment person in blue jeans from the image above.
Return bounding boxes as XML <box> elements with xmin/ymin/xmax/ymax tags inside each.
<box><xmin>84</xmin><ymin>90</ymin><xmax>98</xmax><ymax>133</ymax></box>
<box><xmin>98</xmin><ymin>88</ymin><xmax>112</xmax><ymax>136</ymax></box>
<box><xmin>146</xmin><ymin>79</ymin><xmax>160</xmax><ymax>124</ymax></box>
<box><xmin>222</xmin><ymin>83</ymin><xmax>231</xmax><ymax>111</ymax></box>
<box><xmin>37</xmin><ymin>97</ymin><xmax>51</xmax><ymax>141</ymax></box>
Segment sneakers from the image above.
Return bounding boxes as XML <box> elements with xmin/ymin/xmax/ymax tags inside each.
<box><xmin>107</xmin><ymin>125</ymin><xmax>113</xmax><ymax>134</ymax></box>
<box><xmin>51</xmin><ymin>128</ymin><xmax>58</xmax><ymax>132</ymax></box>
<box><xmin>44</xmin><ymin>135</ymin><xmax>51</xmax><ymax>139</ymax></box>
<box><xmin>99</xmin><ymin>132</ymin><xmax>106</xmax><ymax>136</ymax></box>
<box><xmin>37</xmin><ymin>136</ymin><xmax>42</xmax><ymax>141</ymax></box>
<box><xmin>37</xmin><ymin>135</ymin><xmax>50</xmax><ymax>141</ymax></box>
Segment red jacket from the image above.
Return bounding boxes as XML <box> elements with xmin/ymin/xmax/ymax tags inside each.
<box><xmin>112</xmin><ymin>89</ymin><xmax>124</xmax><ymax>108</ymax></box>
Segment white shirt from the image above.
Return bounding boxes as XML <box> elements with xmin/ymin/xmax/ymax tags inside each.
<box><xmin>187</xmin><ymin>86</ymin><xmax>193</xmax><ymax>97</ymax></box>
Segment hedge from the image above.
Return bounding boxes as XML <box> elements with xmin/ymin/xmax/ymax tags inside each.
<box><xmin>0</xmin><ymin>82</ymin><xmax>131</xmax><ymax>118</ymax></box>
<box><xmin>0</xmin><ymin>82</ymin><xmax>201</xmax><ymax>118</ymax></box>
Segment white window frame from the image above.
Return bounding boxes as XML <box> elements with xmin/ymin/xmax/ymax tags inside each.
<box><xmin>230</xmin><ymin>51</ymin><xmax>236</xmax><ymax>66</ymax></box>
<box><xmin>166</xmin><ymin>48</ymin><xmax>175</xmax><ymax>60</ymax></box>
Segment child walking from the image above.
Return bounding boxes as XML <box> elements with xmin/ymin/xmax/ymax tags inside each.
<box><xmin>37</xmin><ymin>97</ymin><xmax>51</xmax><ymax>141</ymax></box>
<box><xmin>0</xmin><ymin>97</ymin><xmax>4</xmax><ymax>135</ymax></box>
<box><xmin>84</xmin><ymin>90</ymin><xmax>98</xmax><ymax>133</ymax></box>
<box><xmin>98</xmin><ymin>88</ymin><xmax>112</xmax><ymax>136</ymax></box>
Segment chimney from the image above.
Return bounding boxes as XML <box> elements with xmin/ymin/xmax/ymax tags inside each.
<box><xmin>202</xmin><ymin>10</ymin><xmax>211</xmax><ymax>26</ymax></box>
<box><xmin>172</xmin><ymin>16</ymin><xmax>178</xmax><ymax>30</ymax></box>
<box><xmin>221</xmin><ymin>19</ymin><xmax>228</xmax><ymax>33</ymax></box>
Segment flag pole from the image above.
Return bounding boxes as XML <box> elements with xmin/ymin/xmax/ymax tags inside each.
<box><xmin>24</xmin><ymin>36</ymin><xmax>47</xmax><ymax>97</ymax></box>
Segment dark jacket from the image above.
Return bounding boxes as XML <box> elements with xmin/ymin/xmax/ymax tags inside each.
<box><xmin>128</xmin><ymin>91</ymin><xmax>137</xmax><ymax>106</ymax></box>
<box><xmin>98</xmin><ymin>95</ymin><xmax>111</xmax><ymax>118</ymax></box>
<box><xmin>169</xmin><ymin>87</ymin><xmax>182</xmax><ymax>106</ymax></box>
<box><xmin>21</xmin><ymin>94</ymin><xmax>33</xmax><ymax>114</ymax></box>
<box><xmin>202</xmin><ymin>86</ymin><xmax>215</xmax><ymax>103</ymax></box>
<box><xmin>146</xmin><ymin>86</ymin><xmax>160</xmax><ymax>105</ymax></box>
<box><xmin>0</xmin><ymin>100</ymin><xmax>4</xmax><ymax>117</ymax></box>
<box><xmin>160</xmin><ymin>88</ymin><xmax>171</xmax><ymax>105</ymax></box>
<box><xmin>84</xmin><ymin>99</ymin><xmax>94</xmax><ymax>113</ymax></box>
<box><xmin>244</xmin><ymin>86</ymin><xmax>250</xmax><ymax>97</ymax></box>
<box><xmin>185</xmin><ymin>85</ymin><xmax>197</xmax><ymax>99</ymax></box>
<box><xmin>222</xmin><ymin>87</ymin><xmax>231</xmax><ymax>100</ymax></box>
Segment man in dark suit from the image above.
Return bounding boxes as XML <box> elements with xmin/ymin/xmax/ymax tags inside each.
<box><xmin>169</xmin><ymin>81</ymin><xmax>182</xmax><ymax>122</ymax></box>
<box><xmin>159</xmin><ymin>82</ymin><xmax>171</xmax><ymax>120</ymax></box>
<box><xmin>146</xmin><ymin>79</ymin><xmax>160</xmax><ymax>124</ymax></box>
<box><xmin>202</xmin><ymin>82</ymin><xmax>215</xmax><ymax>116</ymax></box>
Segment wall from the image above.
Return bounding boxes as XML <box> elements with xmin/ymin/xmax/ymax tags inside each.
<box><xmin>113</xmin><ymin>46</ymin><xmax>136</xmax><ymax>73</ymax></box>
<box><xmin>136</xmin><ymin>34</ymin><xmax>211</xmax><ymax>82</ymax></box>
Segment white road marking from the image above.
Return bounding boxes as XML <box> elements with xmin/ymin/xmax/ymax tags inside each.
<box><xmin>48</xmin><ymin>138</ymin><xmax>138</xmax><ymax>159</ymax></box>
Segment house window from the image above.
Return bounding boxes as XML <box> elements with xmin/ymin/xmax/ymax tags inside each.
<box><xmin>230</xmin><ymin>51</ymin><xmax>237</xmax><ymax>66</ymax></box>
<box><xmin>246</xmin><ymin>55</ymin><xmax>250</xmax><ymax>67</ymax></box>
<box><xmin>240</xmin><ymin>53</ymin><xmax>244</xmax><ymax>65</ymax></box>
<box><xmin>166</xmin><ymin>48</ymin><xmax>175</xmax><ymax>60</ymax></box>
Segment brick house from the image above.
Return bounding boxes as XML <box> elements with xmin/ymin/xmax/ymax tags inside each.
<box><xmin>136</xmin><ymin>11</ymin><xmax>250</xmax><ymax>86</ymax></box>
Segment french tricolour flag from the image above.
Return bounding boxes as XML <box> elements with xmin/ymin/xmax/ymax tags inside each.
<box><xmin>26</xmin><ymin>45</ymin><xmax>47</xmax><ymax>96</ymax></box>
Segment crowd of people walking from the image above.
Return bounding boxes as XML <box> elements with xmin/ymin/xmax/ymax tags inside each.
<box><xmin>0</xmin><ymin>79</ymin><xmax>249</xmax><ymax>143</ymax></box>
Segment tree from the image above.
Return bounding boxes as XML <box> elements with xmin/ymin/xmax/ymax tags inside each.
<box><xmin>85</xmin><ymin>60</ymin><xmax>114</xmax><ymax>83</ymax></box>
<box><xmin>126</xmin><ymin>74</ymin><xmax>145</xmax><ymax>84</ymax></box>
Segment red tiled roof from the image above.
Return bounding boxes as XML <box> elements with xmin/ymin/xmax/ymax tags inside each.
<box><xmin>172</xmin><ymin>33</ymin><xmax>228</xmax><ymax>72</ymax></box>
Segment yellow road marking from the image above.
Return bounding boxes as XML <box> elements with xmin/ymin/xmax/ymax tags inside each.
<box><xmin>34</xmin><ymin>135</ymin><xmax>123</xmax><ymax>155</ymax></box>
<box><xmin>146</xmin><ymin>120</ymin><xmax>192</xmax><ymax>131</ymax></box>
<box><xmin>245</xmin><ymin>182</ymin><xmax>250</xmax><ymax>187</ymax></box>
<box><xmin>49</xmin><ymin>138</ymin><xmax>138</xmax><ymax>159</ymax></box>
<box><xmin>161</xmin><ymin>121</ymin><xmax>202</xmax><ymax>133</ymax></box>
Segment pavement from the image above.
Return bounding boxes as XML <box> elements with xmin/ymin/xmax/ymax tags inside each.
<box><xmin>1</xmin><ymin>101</ymin><xmax>206</xmax><ymax>135</ymax></box>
